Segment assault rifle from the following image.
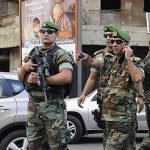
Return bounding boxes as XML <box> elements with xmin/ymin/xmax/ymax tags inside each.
<box><xmin>28</xmin><ymin>46</ymin><xmax>50</xmax><ymax>103</ymax></box>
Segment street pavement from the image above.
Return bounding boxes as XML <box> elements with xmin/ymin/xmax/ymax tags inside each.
<box><xmin>68</xmin><ymin>133</ymin><xmax>147</xmax><ymax>150</ymax></box>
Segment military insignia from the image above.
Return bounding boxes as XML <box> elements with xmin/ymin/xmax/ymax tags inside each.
<box><xmin>113</xmin><ymin>31</ymin><xmax>117</xmax><ymax>37</ymax></box>
<box><xmin>42</xmin><ymin>22</ymin><xmax>47</xmax><ymax>27</ymax></box>
<box><xmin>103</xmin><ymin>26</ymin><xmax>107</xmax><ymax>31</ymax></box>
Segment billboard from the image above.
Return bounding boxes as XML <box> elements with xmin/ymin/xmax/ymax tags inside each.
<box><xmin>19</xmin><ymin>0</ymin><xmax>77</xmax><ymax>63</ymax></box>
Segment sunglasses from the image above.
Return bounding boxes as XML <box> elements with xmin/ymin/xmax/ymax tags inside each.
<box><xmin>40</xmin><ymin>28</ymin><xmax>56</xmax><ymax>34</ymax></box>
<box><xmin>110</xmin><ymin>39</ymin><xmax>125</xmax><ymax>44</ymax></box>
<box><xmin>103</xmin><ymin>33</ymin><xmax>113</xmax><ymax>38</ymax></box>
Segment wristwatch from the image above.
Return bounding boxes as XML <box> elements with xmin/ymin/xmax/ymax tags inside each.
<box><xmin>137</xmin><ymin>94</ymin><xmax>145</xmax><ymax>100</ymax></box>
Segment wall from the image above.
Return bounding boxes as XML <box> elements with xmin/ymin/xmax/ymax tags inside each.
<box><xmin>82</xmin><ymin>0</ymin><xmax>150</xmax><ymax>46</ymax></box>
<box><xmin>0</xmin><ymin>15</ymin><xmax>19</xmax><ymax>48</ymax></box>
<box><xmin>0</xmin><ymin>1</ymin><xmax>19</xmax><ymax>72</ymax></box>
<box><xmin>10</xmin><ymin>48</ymin><xmax>19</xmax><ymax>71</ymax></box>
<box><xmin>0</xmin><ymin>0</ymin><xmax>150</xmax><ymax>72</ymax></box>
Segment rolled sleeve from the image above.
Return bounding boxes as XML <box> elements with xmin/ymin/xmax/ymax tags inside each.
<box><xmin>90</xmin><ymin>67</ymin><xmax>98</xmax><ymax>73</ymax></box>
<box><xmin>97</xmin><ymin>57</ymin><xmax>104</xmax><ymax>68</ymax></box>
<box><xmin>139</xmin><ymin>67</ymin><xmax>144</xmax><ymax>74</ymax></box>
<box><xmin>90</xmin><ymin>57</ymin><xmax>104</xmax><ymax>72</ymax></box>
<box><xmin>59</xmin><ymin>62</ymin><xmax>73</xmax><ymax>71</ymax></box>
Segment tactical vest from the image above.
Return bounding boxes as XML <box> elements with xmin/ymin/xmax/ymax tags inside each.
<box><xmin>23</xmin><ymin>45</ymin><xmax>75</xmax><ymax>97</ymax></box>
<box><xmin>45</xmin><ymin>45</ymin><xmax>75</xmax><ymax>97</ymax></box>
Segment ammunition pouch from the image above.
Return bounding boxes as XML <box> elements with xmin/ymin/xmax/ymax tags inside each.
<box><xmin>91</xmin><ymin>109</ymin><xmax>106</xmax><ymax>129</ymax></box>
<box><xmin>91</xmin><ymin>93</ymin><xmax>106</xmax><ymax>129</ymax></box>
<box><xmin>29</xmin><ymin>91</ymin><xmax>64</xmax><ymax>103</ymax></box>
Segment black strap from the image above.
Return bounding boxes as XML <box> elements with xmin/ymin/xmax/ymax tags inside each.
<box><xmin>143</xmin><ymin>56</ymin><xmax>150</xmax><ymax>63</ymax></box>
<box><xmin>45</xmin><ymin>45</ymin><xmax>61</xmax><ymax>56</ymax></box>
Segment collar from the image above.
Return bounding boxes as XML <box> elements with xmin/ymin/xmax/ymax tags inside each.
<box><xmin>42</xmin><ymin>44</ymin><xmax>56</xmax><ymax>53</ymax></box>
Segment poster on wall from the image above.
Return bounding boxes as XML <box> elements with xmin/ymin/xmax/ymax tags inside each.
<box><xmin>20</xmin><ymin>0</ymin><xmax>77</xmax><ymax>63</ymax></box>
<box><xmin>146</xmin><ymin>12</ymin><xmax>150</xmax><ymax>33</ymax></box>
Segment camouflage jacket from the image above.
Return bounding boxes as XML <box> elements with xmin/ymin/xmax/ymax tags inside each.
<box><xmin>101</xmin><ymin>55</ymin><xmax>144</xmax><ymax>122</ymax></box>
<box><xmin>143</xmin><ymin>56</ymin><xmax>150</xmax><ymax>103</ymax></box>
<box><xmin>23</xmin><ymin>45</ymin><xmax>74</xmax><ymax>95</ymax></box>
<box><xmin>92</xmin><ymin>48</ymin><xmax>114</xmax><ymax>100</ymax></box>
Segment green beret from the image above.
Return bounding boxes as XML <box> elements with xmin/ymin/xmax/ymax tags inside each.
<box><xmin>103</xmin><ymin>24</ymin><xmax>120</xmax><ymax>32</ymax></box>
<box><xmin>42</xmin><ymin>21</ymin><xmax>59</xmax><ymax>30</ymax></box>
<box><xmin>112</xmin><ymin>30</ymin><xmax>131</xmax><ymax>42</ymax></box>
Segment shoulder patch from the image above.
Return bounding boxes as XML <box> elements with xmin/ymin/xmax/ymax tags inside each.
<box><xmin>104</xmin><ymin>53</ymin><xmax>114</xmax><ymax>57</ymax></box>
<box><xmin>94</xmin><ymin>49</ymin><xmax>104</xmax><ymax>56</ymax></box>
<box><xmin>54</xmin><ymin>49</ymin><xmax>74</xmax><ymax>65</ymax></box>
<box><xmin>132</xmin><ymin>57</ymin><xmax>141</xmax><ymax>63</ymax></box>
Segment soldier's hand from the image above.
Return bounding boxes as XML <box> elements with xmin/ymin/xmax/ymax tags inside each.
<box><xmin>22</xmin><ymin>61</ymin><xmax>38</xmax><ymax>72</ymax></box>
<box><xmin>28</xmin><ymin>72</ymin><xmax>38</xmax><ymax>84</ymax></box>
<box><xmin>77</xmin><ymin>95</ymin><xmax>86</xmax><ymax>108</ymax></box>
<box><xmin>137</xmin><ymin>97</ymin><xmax>144</xmax><ymax>113</ymax></box>
<box><xmin>78</xmin><ymin>52</ymin><xmax>89</xmax><ymax>61</ymax></box>
<box><xmin>123</xmin><ymin>46</ymin><xmax>133</xmax><ymax>61</ymax></box>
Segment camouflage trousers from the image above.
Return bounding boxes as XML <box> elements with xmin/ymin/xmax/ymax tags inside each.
<box><xmin>104</xmin><ymin>121</ymin><xmax>137</xmax><ymax>150</ymax></box>
<box><xmin>138</xmin><ymin>102</ymin><xmax>150</xmax><ymax>150</ymax></box>
<box><xmin>103</xmin><ymin>127</ymin><xmax>108</xmax><ymax>149</ymax></box>
<box><xmin>26</xmin><ymin>95</ymin><xmax>69</xmax><ymax>150</ymax></box>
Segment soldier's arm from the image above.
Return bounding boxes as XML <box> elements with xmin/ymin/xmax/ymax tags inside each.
<box><xmin>127</xmin><ymin>60</ymin><xmax>144</xmax><ymax>82</ymax></box>
<box><xmin>46</xmin><ymin>62</ymin><xmax>73</xmax><ymax>85</ymax></box>
<box><xmin>78</xmin><ymin>52</ymin><xmax>101</xmax><ymax>69</ymax></box>
<box><xmin>134</xmin><ymin>81</ymin><xmax>145</xmax><ymax>113</ymax></box>
<box><xmin>18</xmin><ymin>68</ymin><xmax>26</xmax><ymax>82</ymax></box>
<box><xmin>81</xmin><ymin>72</ymin><xmax>97</xmax><ymax>97</ymax></box>
<box><xmin>78</xmin><ymin>72</ymin><xmax>98</xmax><ymax>107</ymax></box>
<box><xmin>123</xmin><ymin>46</ymin><xmax>144</xmax><ymax>82</ymax></box>
<box><xmin>46</xmin><ymin>69</ymin><xmax>72</xmax><ymax>85</ymax></box>
<box><xmin>18</xmin><ymin>62</ymin><xmax>37</xmax><ymax>81</ymax></box>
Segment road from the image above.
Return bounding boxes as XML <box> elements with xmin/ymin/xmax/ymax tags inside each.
<box><xmin>68</xmin><ymin>133</ymin><xmax>147</xmax><ymax>150</ymax></box>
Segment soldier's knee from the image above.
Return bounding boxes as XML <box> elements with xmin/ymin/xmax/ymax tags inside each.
<box><xmin>28</xmin><ymin>140</ymin><xmax>47</xmax><ymax>150</ymax></box>
<box><xmin>58</xmin><ymin>144</ymin><xmax>69</xmax><ymax>150</ymax></box>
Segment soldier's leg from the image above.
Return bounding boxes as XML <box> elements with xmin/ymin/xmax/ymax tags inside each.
<box><xmin>103</xmin><ymin>121</ymin><xmax>110</xmax><ymax>149</ymax></box>
<box><xmin>44</xmin><ymin>99</ymin><xmax>69</xmax><ymax>150</ymax></box>
<box><xmin>28</xmin><ymin>138</ymin><xmax>47</xmax><ymax>150</ymax></box>
<box><xmin>26</xmin><ymin>101</ymin><xmax>46</xmax><ymax>150</ymax></box>
<box><xmin>103</xmin><ymin>128</ymin><xmax>107</xmax><ymax>149</ymax></box>
<box><xmin>127</xmin><ymin>121</ymin><xmax>137</xmax><ymax>150</ymax></box>
<box><xmin>105</xmin><ymin>121</ymin><xmax>136</xmax><ymax>150</ymax></box>
<box><xmin>138</xmin><ymin>103</ymin><xmax>150</xmax><ymax>150</ymax></box>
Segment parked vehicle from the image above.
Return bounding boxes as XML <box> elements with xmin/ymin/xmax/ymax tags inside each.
<box><xmin>0</xmin><ymin>72</ymin><xmax>147</xmax><ymax>149</ymax></box>
<box><xmin>0</xmin><ymin>72</ymin><xmax>28</xmax><ymax>149</ymax></box>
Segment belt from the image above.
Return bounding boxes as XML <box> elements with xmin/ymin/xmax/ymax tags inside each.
<box><xmin>29</xmin><ymin>92</ymin><xmax>64</xmax><ymax>103</ymax></box>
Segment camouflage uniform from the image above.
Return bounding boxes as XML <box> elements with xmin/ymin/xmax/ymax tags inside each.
<box><xmin>91</xmin><ymin>23</ymin><xmax>120</xmax><ymax>148</ymax></box>
<box><xmin>139</xmin><ymin>56</ymin><xmax>150</xmax><ymax>150</ymax></box>
<box><xmin>26</xmin><ymin>46</ymin><xmax>73</xmax><ymax>150</ymax></box>
<box><xmin>98</xmin><ymin>54</ymin><xmax>144</xmax><ymax>150</ymax></box>
<box><xmin>91</xmin><ymin>47</ymin><xmax>114</xmax><ymax>148</ymax></box>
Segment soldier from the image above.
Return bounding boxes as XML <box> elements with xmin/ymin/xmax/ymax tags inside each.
<box><xmin>78</xmin><ymin>29</ymin><xmax>144</xmax><ymax>150</ymax></box>
<box><xmin>78</xmin><ymin>23</ymin><xmax>120</xmax><ymax>148</ymax></box>
<box><xmin>18</xmin><ymin>21</ymin><xmax>74</xmax><ymax>150</ymax></box>
<box><xmin>139</xmin><ymin>42</ymin><xmax>150</xmax><ymax>150</ymax></box>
